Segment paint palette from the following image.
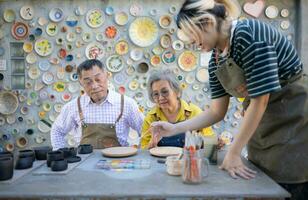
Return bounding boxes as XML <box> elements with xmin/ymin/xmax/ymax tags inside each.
<box><xmin>96</xmin><ymin>159</ymin><xmax>151</xmax><ymax>170</ymax></box>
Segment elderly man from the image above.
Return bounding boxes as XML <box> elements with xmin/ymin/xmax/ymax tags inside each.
<box><xmin>51</xmin><ymin>59</ymin><xmax>144</xmax><ymax>150</ymax></box>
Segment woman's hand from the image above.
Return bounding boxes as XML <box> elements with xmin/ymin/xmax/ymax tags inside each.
<box><xmin>147</xmin><ymin>133</ymin><xmax>162</xmax><ymax>149</ymax></box>
<box><xmin>219</xmin><ymin>151</ymin><xmax>257</xmax><ymax>179</ymax></box>
<box><xmin>150</xmin><ymin>121</ymin><xmax>177</xmax><ymax>138</ymax></box>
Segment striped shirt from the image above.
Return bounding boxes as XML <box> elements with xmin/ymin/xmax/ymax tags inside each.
<box><xmin>50</xmin><ymin>91</ymin><xmax>144</xmax><ymax>150</ymax></box>
<box><xmin>209</xmin><ymin>19</ymin><xmax>303</xmax><ymax>99</ymax></box>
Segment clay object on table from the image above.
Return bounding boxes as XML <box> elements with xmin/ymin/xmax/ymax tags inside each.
<box><xmin>66</xmin><ymin>156</ymin><xmax>81</xmax><ymax>163</ymax></box>
<box><xmin>18</xmin><ymin>149</ymin><xmax>35</xmax><ymax>162</ymax></box>
<box><xmin>50</xmin><ymin>159</ymin><xmax>68</xmax><ymax>171</ymax></box>
<box><xmin>15</xmin><ymin>155</ymin><xmax>33</xmax><ymax>170</ymax></box>
<box><xmin>33</xmin><ymin>146</ymin><xmax>52</xmax><ymax>160</ymax></box>
<box><xmin>47</xmin><ymin>151</ymin><xmax>64</xmax><ymax>167</ymax></box>
<box><xmin>0</xmin><ymin>157</ymin><xmax>14</xmax><ymax>181</ymax></box>
<box><xmin>78</xmin><ymin>144</ymin><xmax>93</xmax><ymax>154</ymax></box>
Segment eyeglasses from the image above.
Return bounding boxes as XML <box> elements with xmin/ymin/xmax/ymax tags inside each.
<box><xmin>151</xmin><ymin>89</ymin><xmax>170</xmax><ymax>100</ymax></box>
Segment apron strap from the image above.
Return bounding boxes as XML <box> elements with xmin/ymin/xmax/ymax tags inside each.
<box><xmin>115</xmin><ymin>94</ymin><xmax>124</xmax><ymax>124</ymax></box>
<box><xmin>77</xmin><ymin>96</ymin><xmax>87</xmax><ymax>127</ymax></box>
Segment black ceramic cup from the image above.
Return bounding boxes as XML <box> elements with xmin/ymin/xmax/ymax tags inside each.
<box><xmin>47</xmin><ymin>151</ymin><xmax>64</xmax><ymax>167</ymax></box>
<box><xmin>0</xmin><ymin>157</ymin><xmax>14</xmax><ymax>181</ymax></box>
<box><xmin>50</xmin><ymin>159</ymin><xmax>68</xmax><ymax>171</ymax></box>
<box><xmin>18</xmin><ymin>149</ymin><xmax>35</xmax><ymax>162</ymax></box>
<box><xmin>58</xmin><ymin>147</ymin><xmax>70</xmax><ymax>158</ymax></box>
<box><xmin>15</xmin><ymin>156</ymin><xmax>33</xmax><ymax>170</ymax></box>
<box><xmin>33</xmin><ymin>146</ymin><xmax>52</xmax><ymax>160</ymax></box>
<box><xmin>78</xmin><ymin>144</ymin><xmax>93</xmax><ymax>154</ymax></box>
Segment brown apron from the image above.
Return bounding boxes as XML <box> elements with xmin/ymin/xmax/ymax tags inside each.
<box><xmin>215</xmin><ymin>57</ymin><xmax>308</xmax><ymax>183</ymax></box>
<box><xmin>77</xmin><ymin>95</ymin><xmax>124</xmax><ymax>149</ymax></box>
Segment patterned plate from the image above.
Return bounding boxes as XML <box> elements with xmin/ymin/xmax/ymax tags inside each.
<box><xmin>196</xmin><ymin>67</ymin><xmax>209</xmax><ymax>83</ymax></box>
<box><xmin>162</xmin><ymin>50</ymin><xmax>176</xmax><ymax>64</ymax></box>
<box><xmin>129</xmin><ymin>17</ymin><xmax>158</xmax><ymax>47</ymax></box>
<box><xmin>115</xmin><ymin>40</ymin><xmax>129</xmax><ymax>55</ymax></box>
<box><xmin>85</xmin><ymin>42</ymin><xmax>104</xmax><ymax>60</ymax></box>
<box><xmin>106</xmin><ymin>55</ymin><xmax>124</xmax><ymax>73</ymax></box>
<box><xmin>46</xmin><ymin>23</ymin><xmax>58</xmax><ymax>37</ymax></box>
<box><xmin>11</xmin><ymin>22</ymin><xmax>29</xmax><ymax>40</ymax></box>
<box><xmin>35</xmin><ymin>38</ymin><xmax>53</xmax><ymax>56</ymax></box>
<box><xmin>20</xmin><ymin>5</ymin><xmax>34</xmax><ymax>20</ymax></box>
<box><xmin>178</xmin><ymin>51</ymin><xmax>198</xmax><ymax>72</ymax></box>
<box><xmin>86</xmin><ymin>9</ymin><xmax>104</xmax><ymax>28</ymax></box>
<box><xmin>49</xmin><ymin>8</ymin><xmax>64</xmax><ymax>22</ymax></box>
<box><xmin>3</xmin><ymin>9</ymin><xmax>16</xmax><ymax>23</ymax></box>
<box><xmin>114</xmin><ymin>11</ymin><xmax>128</xmax><ymax>26</ymax></box>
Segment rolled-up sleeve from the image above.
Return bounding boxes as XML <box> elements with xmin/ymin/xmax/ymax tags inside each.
<box><xmin>50</xmin><ymin>102</ymin><xmax>78</xmax><ymax>150</ymax></box>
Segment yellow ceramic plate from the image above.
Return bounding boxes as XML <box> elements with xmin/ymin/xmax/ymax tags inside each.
<box><xmin>115</xmin><ymin>40</ymin><xmax>129</xmax><ymax>55</ymax></box>
<box><xmin>23</xmin><ymin>42</ymin><xmax>33</xmax><ymax>53</ymax></box>
<box><xmin>178</xmin><ymin>51</ymin><xmax>198</xmax><ymax>72</ymax></box>
<box><xmin>35</xmin><ymin>38</ymin><xmax>53</xmax><ymax>57</ymax></box>
<box><xmin>129</xmin><ymin>17</ymin><xmax>158</xmax><ymax>47</ymax></box>
<box><xmin>3</xmin><ymin>9</ymin><xmax>16</xmax><ymax>23</ymax></box>
<box><xmin>114</xmin><ymin>11</ymin><xmax>128</xmax><ymax>26</ymax></box>
<box><xmin>86</xmin><ymin>9</ymin><xmax>104</xmax><ymax>28</ymax></box>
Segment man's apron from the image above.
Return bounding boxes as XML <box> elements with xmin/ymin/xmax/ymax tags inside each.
<box><xmin>77</xmin><ymin>95</ymin><xmax>124</xmax><ymax>149</ymax></box>
<box><xmin>214</xmin><ymin>57</ymin><xmax>308</xmax><ymax>183</ymax></box>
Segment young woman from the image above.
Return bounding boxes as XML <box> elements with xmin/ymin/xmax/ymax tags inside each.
<box><xmin>151</xmin><ymin>0</ymin><xmax>308</xmax><ymax>199</ymax></box>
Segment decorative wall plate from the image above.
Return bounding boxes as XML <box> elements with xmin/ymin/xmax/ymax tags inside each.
<box><xmin>162</xmin><ymin>50</ymin><xmax>176</xmax><ymax>64</ymax></box>
<box><xmin>38</xmin><ymin>17</ymin><xmax>48</xmax><ymax>26</ymax></box>
<box><xmin>85</xmin><ymin>42</ymin><xmax>104</xmax><ymax>60</ymax></box>
<box><xmin>62</xmin><ymin>93</ymin><xmax>72</xmax><ymax>102</ymax></box>
<box><xmin>28</xmin><ymin>66</ymin><xmax>40</xmax><ymax>79</ymax></box>
<box><xmin>130</xmin><ymin>4</ymin><xmax>142</xmax><ymax>16</ymax></box>
<box><xmin>75</xmin><ymin>6</ymin><xmax>86</xmax><ymax>16</ymax></box>
<box><xmin>178</xmin><ymin>51</ymin><xmax>197</xmax><ymax>72</ymax></box>
<box><xmin>130</xmin><ymin>48</ymin><xmax>143</xmax><ymax>61</ymax></box>
<box><xmin>105</xmin><ymin>6</ymin><xmax>114</xmax><ymax>16</ymax></box>
<box><xmin>3</xmin><ymin>9</ymin><xmax>16</xmax><ymax>23</ymax></box>
<box><xmin>23</xmin><ymin>42</ymin><xmax>33</xmax><ymax>53</ymax></box>
<box><xmin>49</xmin><ymin>8</ymin><xmax>64</xmax><ymax>22</ymax></box>
<box><xmin>129</xmin><ymin>17</ymin><xmax>158</xmax><ymax>47</ymax></box>
<box><xmin>20</xmin><ymin>5</ymin><xmax>34</xmax><ymax>20</ymax></box>
<box><xmin>66</xmin><ymin>16</ymin><xmax>78</xmax><ymax>27</ymax></box>
<box><xmin>0</xmin><ymin>92</ymin><xmax>19</xmax><ymax>115</ymax></box>
<box><xmin>243</xmin><ymin>0</ymin><xmax>265</xmax><ymax>18</ymax></box>
<box><xmin>86</xmin><ymin>9</ymin><xmax>104</xmax><ymax>28</ymax></box>
<box><xmin>172</xmin><ymin>40</ymin><xmax>184</xmax><ymax>51</ymax></box>
<box><xmin>114</xmin><ymin>11</ymin><xmax>128</xmax><ymax>26</ymax></box>
<box><xmin>265</xmin><ymin>5</ymin><xmax>279</xmax><ymax>19</ymax></box>
<box><xmin>281</xmin><ymin>9</ymin><xmax>289</xmax><ymax>18</ymax></box>
<box><xmin>35</xmin><ymin>38</ymin><xmax>53</xmax><ymax>57</ymax></box>
<box><xmin>42</xmin><ymin>72</ymin><xmax>54</xmax><ymax>85</ymax></box>
<box><xmin>11</xmin><ymin>22</ymin><xmax>29</xmax><ymax>40</ymax></box>
<box><xmin>46</xmin><ymin>23</ymin><xmax>58</xmax><ymax>36</ymax></box>
<box><xmin>106</xmin><ymin>55</ymin><xmax>124</xmax><ymax>73</ymax></box>
<box><xmin>38</xmin><ymin>60</ymin><xmax>51</xmax><ymax>71</ymax></box>
<box><xmin>105</xmin><ymin>26</ymin><xmax>117</xmax><ymax>39</ymax></box>
<box><xmin>280</xmin><ymin>20</ymin><xmax>290</xmax><ymax>30</ymax></box>
<box><xmin>159</xmin><ymin>15</ymin><xmax>172</xmax><ymax>29</ymax></box>
<box><xmin>115</xmin><ymin>40</ymin><xmax>129</xmax><ymax>55</ymax></box>
<box><xmin>160</xmin><ymin>34</ymin><xmax>172</xmax><ymax>49</ymax></box>
<box><xmin>196</xmin><ymin>67</ymin><xmax>209</xmax><ymax>83</ymax></box>
<box><xmin>150</xmin><ymin>55</ymin><xmax>161</xmax><ymax>67</ymax></box>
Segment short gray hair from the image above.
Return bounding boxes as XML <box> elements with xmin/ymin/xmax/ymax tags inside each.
<box><xmin>147</xmin><ymin>69</ymin><xmax>182</xmax><ymax>102</ymax></box>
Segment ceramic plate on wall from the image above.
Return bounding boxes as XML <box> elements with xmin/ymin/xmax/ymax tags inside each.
<box><xmin>42</xmin><ymin>72</ymin><xmax>54</xmax><ymax>85</ymax></box>
<box><xmin>49</xmin><ymin>8</ymin><xmax>64</xmax><ymax>22</ymax></box>
<box><xmin>11</xmin><ymin>22</ymin><xmax>29</xmax><ymax>40</ymax></box>
<box><xmin>86</xmin><ymin>9</ymin><xmax>104</xmax><ymax>28</ymax></box>
<box><xmin>85</xmin><ymin>42</ymin><xmax>104</xmax><ymax>60</ymax></box>
<box><xmin>162</xmin><ymin>50</ymin><xmax>176</xmax><ymax>64</ymax></box>
<box><xmin>114</xmin><ymin>11</ymin><xmax>128</xmax><ymax>26</ymax></box>
<box><xmin>178</xmin><ymin>51</ymin><xmax>197</xmax><ymax>72</ymax></box>
<box><xmin>150</xmin><ymin>55</ymin><xmax>161</xmax><ymax>67</ymax></box>
<box><xmin>160</xmin><ymin>34</ymin><xmax>172</xmax><ymax>49</ymax></box>
<box><xmin>23</xmin><ymin>42</ymin><xmax>33</xmax><ymax>53</ymax></box>
<box><xmin>35</xmin><ymin>38</ymin><xmax>53</xmax><ymax>57</ymax></box>
<box><xmin>159</xmin><ymin>15</ymin><xmax>172</xmax><ymax>29</ymax></box>
<box><xmin>26</xmin><ymin>53</ymin><xmax>37</xmax><ymax>64</ymax></box>
<box><xmin>196</xmin><ymin>67</ymin><xmax>209</xmax><ymax>83</ymax></box>
<box><xmin>46</xmin><ymin>23</ymin><xmax>58</xmax><ymax>36</ymax></box>
<box><xmin>20</xmin><ymin>5</ymin><xmax>34</xmax><ymax>20</ymax></box>
<box><xmin>115</xmin><ymin>40</ymin><xmax>129</xmax><ymax>55</ymax></box>
<box><xmin>106</xmin><ymin>55</ymin><xmax>124</xmax><ymax>73</ymax></box>
<box><xmin>265</xmin><ymin>5</ymin><xmax>279</xmax><ymax>19</ymax></box>
<box><xmin>0</xmin><ymin>92</ymin><xmax>19</xmax><ymax>115</ymax></box>
<box><xmin>3</xmin><ymin>9</ymin><xmax>16</xmax><ymax>22</ymax></box>
<box><xmin>130</xmin><ymin>4</ymin><xmax>142</xmax><ymax>16</ymax></box>
<box><xmin>38</xmin><ymin>60</ymin><xmax>51</xmax><ymax>71</ymax></box>
<box><xmin>129</xmin><ymin>17</ymin><xmax>158</xmax><ymax>47</ymax></box>
<box><xmin>28</xmin><ymin>66</ymin><xmax>40</xmax><ymax>79</ymax></box>
<box><xmin>130</xmin><ymin>48</ymin><xmax>143</xmax><ymax>61</ymax></box>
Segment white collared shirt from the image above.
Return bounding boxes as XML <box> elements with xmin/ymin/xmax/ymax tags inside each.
<box><xmin>50</xmin><ymin>91</ymin><xmax>144</xmax><ymax>150</ymax></box>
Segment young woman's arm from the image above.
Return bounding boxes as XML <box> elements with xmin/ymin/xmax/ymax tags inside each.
<box><xmin>151</xmin><ymin>95</ymin><xmax>230</xmax><ymax>136</ymax></box>
<box><xmin>219</xmin><ymin>94</ymin><xmax>270</xmax><ymax>179</ymax></box>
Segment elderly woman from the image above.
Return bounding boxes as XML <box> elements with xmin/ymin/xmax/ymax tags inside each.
<box><xmin>141</xmin><ymin>69</ymin><xmax>214</xmax><ymax>149</ymax></box>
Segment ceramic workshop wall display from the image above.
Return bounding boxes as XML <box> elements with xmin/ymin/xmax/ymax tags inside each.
<box><xmin>129</xmin><ymin>17</ymin><xmax>159</xmax><ymax>47</ymax></box>
<box><xmin>0</xmin><ymin>0</ymin><xmax>299</xmax><ymax>151</ymax></box>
